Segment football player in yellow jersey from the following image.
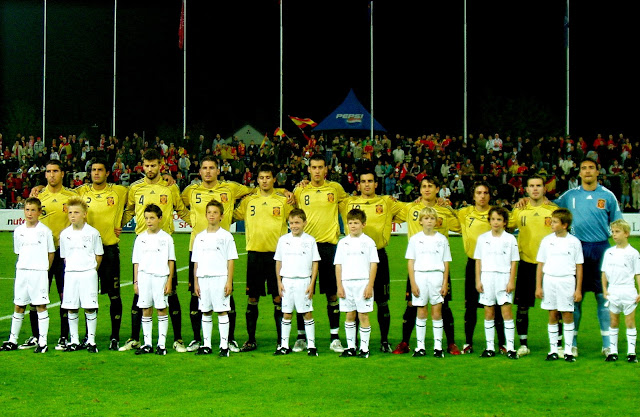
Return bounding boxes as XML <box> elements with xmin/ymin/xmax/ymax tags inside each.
<box><xmin>294</xmin><ymin>154</ymin><xmax>349</xmax><ymax>352</ymax></box>
<box><xmin>391</xmin><ymin>176</ymin><xmax>463</xmax><ymax>355</ymax></box>
<box><xmin>457</xmin><ymin>181</ymin><xmax>505</xmax><ymax>354</ymax></box>
<box><xmin>75</xmin><ymin>158</ymin><xmax>128</xmax><ymax>351</ymax></box>
<box><xmin>508</xmin><ymin>174</ymin><xmax>556</xmax><ymax>356</ymax></box>
<box><xmin>340</xmin><ymin>171</ymin><xmax>405</xmax><ymax>352</ymax></box>
<box><xmin>120</xmin><ymin>149</ymin><xmax>191</xmax><ymax>353</ymax></box>
<box><xmin>234</xmin><ymin>164</ymin><xmax>293</xmax><ymax>352</ymax></box>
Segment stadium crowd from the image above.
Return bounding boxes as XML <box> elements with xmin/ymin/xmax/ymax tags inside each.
<box><xmin>1</xmin><ymin>130</ymin><xmax>640</xmax><ymax>210</ymax></box>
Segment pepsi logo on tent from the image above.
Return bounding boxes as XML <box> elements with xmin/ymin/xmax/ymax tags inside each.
<box><xmin>336</xmin><ymin>114</ymin><xmax>364</xmax><ymax>124</ymax></box>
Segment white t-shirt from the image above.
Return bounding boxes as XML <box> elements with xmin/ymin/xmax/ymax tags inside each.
<box><xmin>405</xmin><ymin>231</ymin><xmax>452</xmax><ymax>272</ymax></box>
<box><xmin>60</xmin><ymin>223</ymin><xmax>104</xmax><ymax>272</ymax></box>
<box><xmin>132</xmin><ymin>230</ymin><xmax>176</xmax><ymax>276</ymax></box>
<box><xmin>274</xmin><ymin>232</ymin><xmax>321</xmax><ymax>278</ymax></box>
<box><xmin>191</xmin><ymin>227</ymin><xmax>238</xmax><ymax>277</ymax></box>
<box><xmin>334</xmin><ymin>233</ymin><xmax>379</xmax><ymax>281</ymax></box>
<box><xmin>474</xmin><ymin>230</ymin><xmax>520</xmax><ymax>273</ymax></box>
<box><xmin>537</xmin><ymin>233</ymin><xmax>584</xmax><ymax>276</ymax></box>
<box><xmin>601</xmin><ymin>244</ymin><xmax>640</xmax><ymax>287</ymax></box>
<box><xmin>14</xmin><ymin>222</ymin><xmax>55</xmax><ymax>271</ymax></box>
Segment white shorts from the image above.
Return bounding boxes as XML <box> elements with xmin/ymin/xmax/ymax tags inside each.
<box><xmin>61</xmin><ymin>270</ymin><xmax>99</xmax><ymax>310</ymax></box>
<box><xmin>478</xmin><ymin>271</ymin><xmax>513</xmax><ymax>307</ymax></box>
<box><xmin>541</xmin><ymin>274</ymin><xmax>575</xmax><ymax>312</ymax></box>
<box><xmin>137</xmin><ymin>271</ymin><xmax>168</xmax><ymax>309</ymax></box>
<box><xmin>411</xmin><ymin>271</ymin><xmax>444</xmax><ymax>307</ymax></box>
<box><xmin>281</xmin><ymin>277</ymin><xmax>314</xmax><ymax>314</ymax></box>
<box><xmin>14</xmin><ymin>269</ymin><xmax>50</xmax><ymax>306</ymax></box>
<box><xmin>606</xmin><ymin>286</ymin><xmax>638</xmax><ymax>316</ymax></box>
<box><xmin>340</xmin><ymin>280</ymin><xmax>374</xmax><ymax>313</ymax></box>
<box><xmin>198</xmin><ymin>276</ymin><xmax>231</xmax><ymax>313</ymax></box>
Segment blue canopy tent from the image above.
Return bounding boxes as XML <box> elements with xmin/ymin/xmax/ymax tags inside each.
<box><xmin>312</xmin><ymin>89</ymin><xmax>386</xmax><ymax>132</ymax></box>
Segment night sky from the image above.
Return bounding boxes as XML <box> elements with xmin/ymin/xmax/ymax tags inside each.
<box><xmin>1</xmin><ymin>1</ymin><xmax>637</xmax><ymax>142</ymax></box>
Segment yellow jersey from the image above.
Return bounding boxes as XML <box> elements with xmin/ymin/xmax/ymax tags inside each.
<box><xmin>76</xmin><ymin>183</ymin><xmax>128</xmax><ymax>246</ymax></box>
<box><xmin>294</xmin><ymin>180</ymin><xmax>348</xmax><ymax>244</ymax></box>
<box><xmin>340</xmin><ymin>195</ymin><xmax>405</xmax><ymax>249</ymax></box>
<box><xmin>509</xmin><ymin>202</ymin><xmax>556</xmax><ymax>263</ymax></box>
<box><xmin>397</xmin><ymin>201</ymin><xmax>462</xmax><ymax>239</ymax></box>
<box><xmin>457</xmin><ymin>205</ymin><xmax>491</xmax><ymax>259</ymax></box>
<box><xmin>38</xmin><ymin>186</ymin><xmax>78</xmax><ymax>247</ymax></box>
<box><xmin>234</xmin><ymin>190</ymin><xmax>293</xmax><ymax>252</ymax></box>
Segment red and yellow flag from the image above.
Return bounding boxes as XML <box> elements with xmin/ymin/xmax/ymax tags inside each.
<box><xmin>274</xmin><ymin>127</ymin><xmax>286</xmax><ymax>138</ymax></box>
<box><xmin>289</xmin><ymin>116</ymin><xmax>317</xmax><ymax>129</ymax></box>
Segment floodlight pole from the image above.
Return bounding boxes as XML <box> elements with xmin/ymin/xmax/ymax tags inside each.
<box><xmin>43</xmin><ymin>0</ymin><xmax>47</xmax><ymax>142</ymax></box>
<box><xmin>370</xmin><ymin>1</ymin><xmax>374</xmax><ymax>141</ymax></box>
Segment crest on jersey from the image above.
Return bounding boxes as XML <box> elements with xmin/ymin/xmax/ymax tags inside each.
<box><xmin>327</xmin><ymin>193</ymin><xmax>335</xmax><ymax>203</ymax></box>
<box><xmin>436</xmin><ymin>217</ymin><xmax>443</xmax><ymax>227</ymax></box>
<box><xmin>376</xmin><ymin>204</ymin><xmax>383</xmax><ymax>214</ymax></box>
<box><xmin>107</xmin><ymin>197</ymin><xmax>115</xmax><ymax>206</ymax></box>
<box><xmin>160</xmin><ymin>195</ymin><xmax>168</xmax><ymax>205</ymax></box>
<box><xmin>544</xmin><ymin>217</ymin><xmax>551</xmax><ymax>226</ymax></box>
<box><xmin>597</xmin><ymin>199</ymin><xmax>606</xmax><ymax>209</ymax></box>
<box><xmin>273</xmin><ymin>207</ymin><xmax>281</xmax><ymax>216</ymax></box>
<box><xmin>220</xmin><ymin>193</ymin><xmax>228</xmax><ymax>203</ymax></box>
<box><xmin>62</xmin><ymin>203</ymin><xmax>68</xmax><ymax>213</ymax></box>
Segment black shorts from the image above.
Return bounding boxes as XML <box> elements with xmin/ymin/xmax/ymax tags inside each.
<box><xmin>98</xmin><ymin>244</ymin><xmax>121</xmax><ymax>295</ymax></box>
<box><xmin>374</xmin><ymin>249</ymin><xmax>390</xmax><ymax>303</ymax></box>
<box><xmin>246</xmin><ymin>251</ymin><xmax>278</xmax><ymax>299</ymax></box>
<box><xmin>317</xmin><ymin>242</ymin><xmax>337</xmax><ymax>295</ymax></box>
<box><xmin>464</xmin><ymin>258</ymin><xmax>482</xmax><ymax>309</ymax></box>
<box><xmin>514</xmin><ymin>260</ymin><xmax>536</xmax><ymax>308</ymax></box>
<box><xmin>581</xmin><ymin>240</ymin><xmax>609</xmax><ymax>293</ymax></box>
<box><xmin>48</xmin><ymin>248</ymin><xmax>65</xmax><ymax>295</ymax></box>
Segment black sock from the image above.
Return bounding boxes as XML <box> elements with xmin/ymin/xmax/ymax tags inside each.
<box><xmin>495</xmin><ymin>307</ymin><xmax>505</xmax><ymax>347</ymax></box>
<box><xmin>60</xmin><ymin>308</ymin><xmax>69</xmax><ymax>339</ymax></box>
<box><xmin>377</xmin><ymin>301</ymin><xmax>390</xmax><ymax>343</ymax></box>
<box><xmin>516</xmin><ymin>307</ymin><xmax>528</xmax><ymax>345</ymax></box>
<box><xmin>246</xmin><ymin>303</ymin><xmax>259</xmax><ymax>343</ymax></box>
<box><xmin>296</xmin><ymin>312</ymin><xmax>306</xmax><ymax>340</ymax></box>
<box><xmin>29</xmin><ymin>307</ymin><xmax>39</xmax><ymax>339</ymax></box>
<box><xmin>273</xmin><ymin>300</ymin><xmax>283</xmax><ymax>344</ymax></box>
<box><xmin>328</xmin><ymin>301</ymin><xmax>340</xmax><ymax>339</ymax></box>
<box><xmin>557</xmin><ymin>321</ymin><xmax>564</xmax><ymax>346</ymax></box>
<box><xmin>402</xmin><ymin>305</ymin><xmax>417</xmax><ymax>344</ymax></box>
<box><xmin>442</xmin><ymin>300</ymin><xmax>455</xmax><ymax>345</ymax></box>
<box><xmin>464</xmin><ymin>304</ymin><xmax>477</xmax><ymax>346</ymax></box>
<box><xmin>131</xmin><ymin>294</ymin><xmax>141</xmax><ymax>341</ymax></box>
<box><xmin>110</xmin><ymin>295</ymin><xmax>122</xmax><ymax>341</ymax></box>
<box><xmin>189</xmin><ymin>294</ymin><xmax>202</xmax><ymax>342</ymax></box>
<box><xmin>168</xmin><ymin>293</ymin><xmax>182</xmax><ymax>341</ymax></box>
<box><xmin>228</xmin><ymin>296</ymin><xmax>236</xmax><ymax>341</ymax></box>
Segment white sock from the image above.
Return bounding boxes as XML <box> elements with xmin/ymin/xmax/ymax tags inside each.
<box><xmin>281</xmin><ymin>318</ymin><xmax>292</xmax><ymax>349</ymax></box>
<box><xmin>504</xmin><ymin>319</ymin><xmax>515</xmax><ymax>352</ymax></box>
<box><xmin>202</xmin><ymin>314</ymin><xmax>213</xmax><ymax>348</ymax></box>
<box><xmin>609</xmin><ymin>327</ymin><xmax>619</xmax><ymax>354</ymax></box>
<box><xmin>218</xmin><ymin>314</ymin><xmax>229</xmax><ymax>349</ymax></box>
<box><xmin>37</xmin><ymin>310</ymin><xmax>49</xmax><ymax>347</ymax></box>
<box><xmin>563</xmin><ymin>322</ymin><xmax>574</xmax><ymax>353</ymax></box>
<box><xmin>548</xmin><ymin>324</ymin><xmax>559</xmax><ymax>354</ymax></box>
<box><xmin>345</xmin><ymin>321</ymin><xmax>357</xmax><ymax>350</ymax></box>
<box><xmin>304</xmin><ymin>319</ymin><xmax>316</xmax><ymax>349</ymax></box>
<box><xmin>359</xmin><ymin>326</ymin><xmax>371</xmax><ymax>352</ymax></box>
<box><xmin>86</xmin><ymin>311</ymin><xmax>97</xmax><ymax>345</ymax></box>
<box><xmin>628</xmin><ymin>328</ymin><xmax>637</xmax><ymax>355</ymax></box>
<box><xmin>9</xmin><ymin>312</ymin><xmax>24</xmax><ymax>344</ymax></box>
<box><xmin>142</xmin><ymin>316</ymin><xmax>153</xmax><ymax>347</ymax></box>
<box><xmin>416</xmin><ymin>318</ymin><xmax>427</xmax><ymax>351</ymax></box>
<box><xmin>68</xmin><ymin>312</ymin><xmax>80</xmax><ymax>345</ymax></box>
<box><xmin>484</xmin><ymin>320</ymin><xmax>495</xmax><ymax>351</ymax></box>
<box><xmin>433</xmin><ymin>319</ymin><xmax>443</xmax><ymax>351</ymax></box>
<box><xmin>157</xmin><ymin>315</ymin><xmax>169</xmax><ymax>348</ymax></box>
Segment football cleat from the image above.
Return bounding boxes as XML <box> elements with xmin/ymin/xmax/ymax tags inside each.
<box><xmin>307</xmin><ymin>348</ymin><xmax>318</xmax><ymax>357</ymax></box>
<box><xmin>433</xmin><ymin>349</ymin><xmax>445</xmax><ymax>358</ymax></box>
<box><xmin>186</xmin><ymin>340</ymin><xmax>201</xmax><ymax>352</ymax></box>
<box><xmin>564</xmin><ymin>354</ymin><xmax>576</xmax><ymax>362</ymax></box>
<box><xmin>119</xmin><ymin>338</ymin><xmax>140</xmax><ymax>352</ymax></box>
<box><xmin>412</xmin><ymin>349</ymin><xmax>426</xmax><ymax>357</ymax></box>
<box><xmin>34</xmin><ymin>345</ymin><xmax>48</xmax><ymax>353</ymax></box>
<box><xmin>392</xmin><ymin>341</ymin><xmax>410</xmax><ymax>354</ymax></box>
<box><xmin>557</xmin><ymin>347</ymin><xmax>565</xmax><ymax>358</ymax></box>
<box><xmin>447</xmin><ymin>343</ymin><xmax>461</xmax><ymax>355</ymax></box>
<box><xmin>357</xmin><ymin>350</ymin><xmax>370</xmax><ymax>359</ymax></box>
<box><xmin>292</xmin><ymin>339</ymin><xmax>307</xmax><ymax>353</ymax></box>
<box><xmin>155</xmin><ymin>346</ymin><xmax>167</xmax><ymax>356</ymax></box>
<box><xmin>228</xmin><ymin>340</ymin><xmax>240</xmax><ymax>353</ymax></box>
<box><xmin>219</xmin><ymin>348</ymin><xmax>230</xmax><ymax>357</ymax></box>
<box><xmin>18</xmin><ymin>336</ymin><xmax>38</xmax><ymax>350</ymax></box>
<box><xmin>274</xmin><ymin>347</ymin><xmax>292</xmax><ymax>356</ymax></box>
<box><xmin>380</xmin><ymin>342</ymin><xmax>392</xmax><ymax>353</ymax></box>
<box><xmin>0</xmin><ymin>341</ymin><xmax>18</xmax><ymax>351</ymax></box>
<box><xmin>87</xmin><ymin>344</ymin><xmax>99</xmax><ymax>354</ymax></box>
<box><xmin>480</xmin><ymin>349</ymin><xmax>496</xmax><ymax>358</ymax></box>
<box><xmin>195</xmin><ymin>346</ymin><xmax>212</xmax><ymax>355</ymax></box>
<box><xmin>627</xmin><ymin>354</ymin><xmax>638</xmax><ymax>363</ymax></box>
<box><xmin>506</xmin><ymin>350</ymin><xmax>519</xmax><ymax>360</ymax></box>
<box><xmin>462</xmin><ymin>344</ymin><xmax>474</xmax><ymax>355</ymax></box>
<box><xmin>78</xmin><ymin>336</ymin><xmax>88</xmax><ymax>350</ymax></box>
<box><xmin>109</xmin><ymin>339</ymin><xmax>119</xmax><ymax>351</ymax></box>
<box><xmin>605</xmin><ymin>353</ymin><xmax>618</xmax><ymax>362</ymax></box>
<box><xmin>339</xmin><ymin>348</ymin><xmax>357</xmax><ymax>357</ymax></box>
<box><xmin>64</xmin><ymin>343</ymin><xmax>80</xmax><ymax>352</ymax></box>
<box><xmin>55</xmin><ymin>337</ymin><xmax>68</xmax><ymax>351</ymax></box>
<box><xmin>135</xmin><ymin>345</ymin><xmax>153</xmax><ymax>355</ymax></box>
<box><xmin>516</xmin><ymin>345</ymin><xmax>530</xmax><ymax>357</ymax></box>
<box><xmin>329</xmin><ymin>339</ymin><xmax>345</xmax><ymax>353</ymax></box>
<box><xmin>173</xmin><ymin>340</ymin><xmax>187</xmax><ymax>353</ymax></box>
<box><xmin>546</xmin><ymin>353</ymin><xmax>559</xmax><ymax>361</ymax></box>
<box><xmin>239</xmin><ymin>341</ymin><xmax>258</xmax><ymax>352</ymax></box>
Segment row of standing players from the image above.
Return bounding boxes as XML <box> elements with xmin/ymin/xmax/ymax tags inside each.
<box><xmin>2</xmin><ymin>152</ymin><xmax>636</xmax><ymax>362</ymax></box>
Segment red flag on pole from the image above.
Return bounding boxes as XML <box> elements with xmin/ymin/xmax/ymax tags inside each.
<box><xmin>178</xmin><ymin>1</ymin><xmax>185</xmax><ymax>49</ymax></box>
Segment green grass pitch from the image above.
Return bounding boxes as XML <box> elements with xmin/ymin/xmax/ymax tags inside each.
<box><xmin>0</xmin><ymin>232</ymin><xmax>638</xmax><ymax>416</ymax></box>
